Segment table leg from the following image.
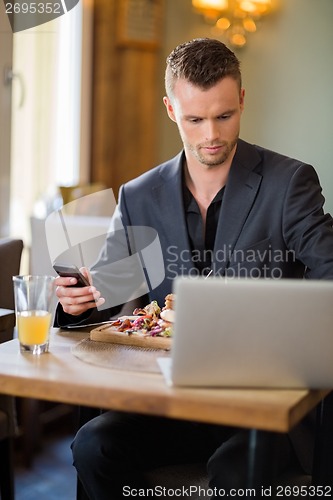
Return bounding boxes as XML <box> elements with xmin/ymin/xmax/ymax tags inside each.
<box><xmin>312</xmin><ymin>391</ymin><xmax>333</xmax><ymax>487</ymax></box>
<box><xmin>20</xmin><ymin>398</ymin><xmax>41</xmax><ymax>468</ymax></box>
<box><xmin>247</xmin><ymin>429</ymin><xmax>279</xmax><ymax>492</ymax></box>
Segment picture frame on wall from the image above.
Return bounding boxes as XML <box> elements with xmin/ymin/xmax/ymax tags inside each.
<box><xmin>116</xmin><ymin>0</ymin><xmax>163</xmax><ymax>49</ymax></box>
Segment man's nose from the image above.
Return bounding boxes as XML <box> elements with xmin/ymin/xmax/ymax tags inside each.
<box><xmin>204</xmin><ymin>121</ymin><xmax>220</xmax><ymax>142</ymax></box>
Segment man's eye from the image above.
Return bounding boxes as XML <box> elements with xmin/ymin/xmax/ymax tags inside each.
<box><xmin>188</xmin><ymin>118</ymin><xmax>202</xmax><ymax>123</ymax></box>
<box><xmin>218</xmin><ymin>115</ymin><xmax>231</xmax><ymax>120</ymax></box>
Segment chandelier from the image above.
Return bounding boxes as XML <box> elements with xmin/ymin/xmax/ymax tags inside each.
<box><xmin>192</xmin><ymin>0</ymin><xmax>274</xmax><ymax>48</ymax></box>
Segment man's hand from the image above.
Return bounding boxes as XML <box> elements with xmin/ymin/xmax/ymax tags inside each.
<box><xmin>55</xmin><ymin>267</ymin><xmax>105</xmax><ymax>316</ymax></box>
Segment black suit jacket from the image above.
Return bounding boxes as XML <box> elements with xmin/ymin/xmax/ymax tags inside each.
<box><xmin>111</xmin><ymin>139</ymin><xmax>333</xmax><ymax>302</ymax></box>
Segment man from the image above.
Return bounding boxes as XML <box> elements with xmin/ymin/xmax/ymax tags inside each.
<box><xmin>55</xmin><ymin>39</ymin><xmax>333</xmax><ymax>498</ymax></box>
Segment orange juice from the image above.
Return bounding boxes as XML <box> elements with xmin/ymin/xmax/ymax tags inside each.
<box><xmin>17</xmin><ymin>310</ymin><xmax>51</xmax><ymax>345</ymax></box>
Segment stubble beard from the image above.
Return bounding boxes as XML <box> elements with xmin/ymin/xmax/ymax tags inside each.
<box><xmin>190</xmin><ymin>137</ymin><xmax>238</xmax><ymax>169</ymax></box>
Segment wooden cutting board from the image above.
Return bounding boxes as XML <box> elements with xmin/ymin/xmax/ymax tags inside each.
<box><xmin>90</xmin><ymin>323</ymin><xmax>172</xmax><ymax>350</ymax></box>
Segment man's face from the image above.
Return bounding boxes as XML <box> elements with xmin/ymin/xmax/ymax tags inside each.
<box><xmin>164</xmin><ymin>77</ymin><xmax>244</xmax><ymax>169</ymax></box>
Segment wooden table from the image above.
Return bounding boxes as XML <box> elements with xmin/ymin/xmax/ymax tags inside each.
<box><xmin>0</xmin><ymin>328</ymin><xmax>332</xmax><ymax>493</ymax></box>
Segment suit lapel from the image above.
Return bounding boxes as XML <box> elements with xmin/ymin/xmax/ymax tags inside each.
<box><xmin>150</xmin><ymin>153</ymin><xmax>193</xmax><ymax>273</ymax></box>
<box><xmin>213</xmin><ymin>140</ymin><xmax>262</xmax><ymax>273</ymax></box>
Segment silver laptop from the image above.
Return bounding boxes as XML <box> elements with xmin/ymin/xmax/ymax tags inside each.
<box><xmin>158</xmin><ymin>277</ymin><xmax>333</xmax><ymax>388</ymax></box>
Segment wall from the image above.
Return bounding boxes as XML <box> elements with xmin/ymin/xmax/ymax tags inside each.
<box><xmin>0</xmin><ymin>1</ymin><xmax>13</xmax><ymax>237</ymax></box>
<box><xmin>157</xmin><ymin>0</ymin><xmax>333</xmax><ymax>214</ymax></box>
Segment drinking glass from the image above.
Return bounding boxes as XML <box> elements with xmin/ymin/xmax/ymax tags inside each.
<box><xmin>13</xmin><ymin>275</ymin><xmax>55</xmax><ymax>354</ymax></box>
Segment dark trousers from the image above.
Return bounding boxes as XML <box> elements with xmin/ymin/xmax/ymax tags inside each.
<box><xmin>71</xmin><ymin>410</ymin><xmax>295</xmax><ymax>500</ymax></box>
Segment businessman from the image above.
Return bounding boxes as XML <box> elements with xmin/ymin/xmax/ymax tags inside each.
<box><xmin>55</xmin><ymin>38</ymin><xmax>333</xmax><ymax>498</ymax></box>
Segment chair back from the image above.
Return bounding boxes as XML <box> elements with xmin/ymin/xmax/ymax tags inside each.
<box><xmin>0</xmin><ymin>237</ymin><xmax>24</xmax><ymax>310</ymax></box>
<box><xmin>0</xmin><ymin>238</ymin><xmax>22</xmax><ymax>500</ymax></box>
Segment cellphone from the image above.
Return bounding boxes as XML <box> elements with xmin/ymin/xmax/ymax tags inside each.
<box><xmin>53</xmin><ymin>264</ymin><xmax>90</xmax><ymax>287</ymax></box>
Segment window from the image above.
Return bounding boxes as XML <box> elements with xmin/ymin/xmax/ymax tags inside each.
<box><xmin>10</xmin><ymin>1</ymin><xmax>92</xmax><ymax>252</ymax></box>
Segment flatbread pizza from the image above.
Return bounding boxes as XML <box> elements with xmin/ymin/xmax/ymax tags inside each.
<box><xmin>90</xmin><ymin>294</ymin><xmax>175</xmax><ymax>350</ymax></box>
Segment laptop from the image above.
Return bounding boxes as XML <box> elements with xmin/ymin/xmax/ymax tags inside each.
<box><xmin>157</xmin><ymin>277</ymin><xmax>333</xmax><ymax>388</ymax></box>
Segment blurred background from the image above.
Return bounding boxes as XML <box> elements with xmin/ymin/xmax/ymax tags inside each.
<box><xmin>1</xmin><ymin>0</ymin><xmax>333</xmax><ymax>270</ymax></box>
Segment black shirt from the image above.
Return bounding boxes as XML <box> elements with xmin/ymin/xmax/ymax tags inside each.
<box><xmin>182</xmin><ymin>184</ymin><xmax>225</xmax><ymax>275</ymax></box>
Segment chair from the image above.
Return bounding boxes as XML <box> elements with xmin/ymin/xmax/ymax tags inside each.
<box><xmin>144</xmin><ymin>461</ymin><xmax>310</xmax><ymax>499</ymax></box>
<box><xmin>59</xmin><ymin>183</ymin><xmax>107</xmax><ymax>215</ymax></box>
<box><xmin>0</xmin><ymin>237</ymin><xmax>23</xmax><ymax>318</ymax></box>
<box><xmin>0</xmin><ymin>237</ymin><xmax>23</xmax><ymax>500</ymax></box>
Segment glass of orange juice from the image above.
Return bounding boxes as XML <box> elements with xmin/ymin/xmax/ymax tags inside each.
<box><xmin>13</xmin><ymin>275</ymin><xmax>55</xmax><ymax>354</ymax></box>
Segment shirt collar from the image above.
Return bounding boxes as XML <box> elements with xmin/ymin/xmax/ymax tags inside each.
<box><xmin>182</xmin><ymin>181</ymin><xmax>225</xmax><ymax>214</ymax></box>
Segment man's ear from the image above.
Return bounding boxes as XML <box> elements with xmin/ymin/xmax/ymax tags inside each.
<box><xmin>163</xmin><ymin>96</ymin><xmax>177</xmax><ymax>122</ymax></box>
